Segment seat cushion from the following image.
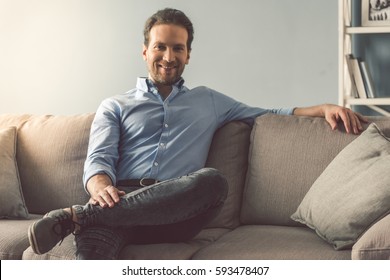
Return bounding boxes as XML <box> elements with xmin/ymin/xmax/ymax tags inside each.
<box><xmin>23</xmin><ymin>234</ymin><xmax>76</xmax><ymax>260</ymax></box>
<box><xmin>192</xmin><ymin>225</ymin><xmax>351</xmax><ymax>260</ymax></box>
<box><xmin>23</xmin><ymin>228</ymin><xmax>230</xmax><ymax>260</ymax></box>
<box><xmin>119</xmin><ymin>228</ymin><xmax>230</xmax><ymax>260</ymax></box>
<box><xmin>0</xmin><ymin>214</ymin><xmax>41</xmax><ymax>260</ymax></box>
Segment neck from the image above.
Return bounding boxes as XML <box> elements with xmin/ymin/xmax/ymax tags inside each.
<box><xmin>156</xmin><ymin>85</ymin><xmax>172</xmax><ymax>100</ymax></box>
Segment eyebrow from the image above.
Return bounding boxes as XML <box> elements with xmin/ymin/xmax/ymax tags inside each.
<box><xmin>154</xmin><ymin>41</ymin><xmax>186</xmax><ymax>48</ymax></box>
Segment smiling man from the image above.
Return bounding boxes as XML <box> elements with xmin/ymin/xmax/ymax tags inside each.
<box><xmin>28</xmin><ymin>8</ymin><xmax>366</xmax><ymax>260</ymax></box>
<box><xmin>143</xmin><ymin>23</ymin><xmax>189</xmax><ymax>98</ymax></box>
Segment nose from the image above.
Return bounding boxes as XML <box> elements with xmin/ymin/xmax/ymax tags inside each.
<box><xmin>163</xmin><ymin>48</ymin><xmax>175</xmax><ymax>63</ymax></box>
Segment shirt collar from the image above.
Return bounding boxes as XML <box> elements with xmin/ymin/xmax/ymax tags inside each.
<box><xmin>136</xmin><ymin>77</ymin><xmax>185</xmax><ymax>95</ymax></box>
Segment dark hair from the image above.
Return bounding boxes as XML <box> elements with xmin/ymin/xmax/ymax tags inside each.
<box><xmin>143</xmin><ymin>8</ymin><xmax>194</xmax><ymax>51</ymax></box>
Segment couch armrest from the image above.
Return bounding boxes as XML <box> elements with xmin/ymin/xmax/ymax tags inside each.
<box><xmin>352</xmin><ymin>214</ymin><xmax>390</xmax><ymax>260</ymax></box>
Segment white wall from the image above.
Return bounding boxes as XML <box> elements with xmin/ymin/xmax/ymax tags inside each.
<box><xmin>0</xmin><ymin>0</ymin><xmax>338</xmax><ymax>115</ymax></box>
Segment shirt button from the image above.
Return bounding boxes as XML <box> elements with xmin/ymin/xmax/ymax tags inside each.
<box><xmin>160</xmin><ymin>143</ymin><xmax>165</xmax><ymax>147</ymax></box>
<box><xmin>154</xmin><ymin>162</ymin><xmax>159</xmax><ymax>166</ymax></box>
<box><xmin>164</xmin><ymin>124</ymin><xmax>169</xmax><ymax>128</ymax></box>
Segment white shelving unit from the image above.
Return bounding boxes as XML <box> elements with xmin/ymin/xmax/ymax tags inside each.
<box><xmin>338</xmin><ymin>0</ymin><xmax>390</xmax><ymax>116</ymax></box>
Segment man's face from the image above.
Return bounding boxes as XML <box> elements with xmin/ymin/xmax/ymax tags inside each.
<box><xmin>143</xmin><ymin>24</ymin><xmax>190</xmax><ymax>87</ymax></box>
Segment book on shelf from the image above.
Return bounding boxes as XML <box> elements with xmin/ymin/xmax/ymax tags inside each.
<box><xmin>345</xmin><ymin>54</ymin><xmax>359</xmax><ymax>98</ymax></box>
<box><xmin>359</xmin><ymin>60</ymin><xmax>376</xmax><ymax>99</ymax></box>
<box><xmin>345</xmin><ymin>54</ymin><xmax>367</xmax><ymax>99</ymax></box>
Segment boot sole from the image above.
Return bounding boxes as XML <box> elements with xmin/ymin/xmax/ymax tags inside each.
<box><xmin>28</xmin><ymin>221</ymin><xmax>43</xmax><ymax>255</ymax></box>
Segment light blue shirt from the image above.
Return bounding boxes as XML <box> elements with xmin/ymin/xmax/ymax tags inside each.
<box><xmin>83</xmin><ymin>78</ymin><xmax>293</xmax><ymax>189</ymax></box>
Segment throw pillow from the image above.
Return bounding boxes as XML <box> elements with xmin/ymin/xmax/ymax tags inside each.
<box><xmin>291</xmin><ymin>123</ymin><xmax>390</xmax><ymax>250</ymax></box>
<box><xmin>0</xmin><ymin>126</ymin><xmax>29</xmax><ymax>219</ymax></box>
<box><xmin>352</xmin><ymin>214</ymin><xmax>390</xmax><ymax>260</ymax></box>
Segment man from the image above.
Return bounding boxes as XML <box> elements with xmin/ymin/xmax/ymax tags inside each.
<box><xmin>28</xmin><ymin>8</ymin><xmax>366</xmax><ymax>259</ymax></box>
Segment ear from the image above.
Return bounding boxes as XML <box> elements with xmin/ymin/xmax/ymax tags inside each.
<box><xmin>142</xmin><ymin>44</ymin><xmax>148</xmax><ymax>61</ymax></box>
<box><xmin>185</xmin><ymin>51</ymin><xmax>191</xmax><ymax>65</ymax></box>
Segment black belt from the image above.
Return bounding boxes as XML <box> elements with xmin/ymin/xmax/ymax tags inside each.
<box><xmin>117</xmin><ymin>178</ymin><xmax>159</xmax><ymax>187</ymax></box>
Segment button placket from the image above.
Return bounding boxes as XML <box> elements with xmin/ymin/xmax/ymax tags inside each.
<box><xmin>150</xmin><ymin>101</ymin><xmax>170</xmax><ymax>178</ymax></box>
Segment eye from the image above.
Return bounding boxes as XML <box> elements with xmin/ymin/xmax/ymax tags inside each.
<box><xmin>155</xmin><ymin>44</ymin><xmax>166</xmax><ymax>51</ymax></box>
<box><xmin>173</xmin><ymin>46</ymin><xmax>185</xmax><ymax>52</ymax></box>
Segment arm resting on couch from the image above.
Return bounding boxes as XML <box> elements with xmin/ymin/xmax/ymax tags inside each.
<box><xmin>293</xmin><ymin>104</ymin><xmax>367</xmax><ymax>135</ymax></box>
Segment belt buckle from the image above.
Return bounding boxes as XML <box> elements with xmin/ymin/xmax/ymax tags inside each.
<box><xmin>140</xmin><ymin>178</ymin><xmax>156</xmax><ymax>187</ymax></box>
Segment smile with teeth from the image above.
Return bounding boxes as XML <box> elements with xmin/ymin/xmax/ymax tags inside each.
<box><xmin>158</xmin><ymin>64</ymin><xmax>176</xmax><ymax>70</ymax></box>
<box><xmin>160</xmin><ymin>65</ymin><xmax>176</xmax><ymax>70</ymax></box>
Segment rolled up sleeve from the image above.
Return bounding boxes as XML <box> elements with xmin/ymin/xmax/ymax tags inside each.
<box><xmin>83</xmin><ymin>99</ymin><xmax>121</xmax><ymax>192</ymax></box>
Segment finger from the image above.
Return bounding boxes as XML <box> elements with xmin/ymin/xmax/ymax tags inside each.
<box><xmin>88</xmin><ymin>197</ymin><xmax>98</xmax><ymax>205</ymax></box>
<box><xmin>90</xmin><ymin>195</ymin><xmax>106</xmax><ymax>208</ymax></box>
<box><xmin>94</xmin><ymin>189</ymin><xmax>115</xmax><ymax>208</ymax></box>
<box><xmin>338</xmin><ymin>109</ymin><xmax>352</xmax><ymax>133</ymax></box>
<box><xmin>348</xmin><ymin>111</ymin><xmax>359</xmax><ymax>134</ymax></box>
<box><xmin>347</xmin><ymin>109</ymin><xmax>367</xmax><ymax>134</ymax></box>
<box><xmin>106</xmin><ymin>186</ymin><xmax>122</xmax><ymax>204</ymax></box>
<box><xmin>99</xmin><ymin>191</ymin><xmax>116</xmax><ymax>208</ymax></box>
<box><xmin>96</xmin><ymin>196</ymin><xmax>109</xmax><ymax>208</ymax></box>
<box><xmin>326</xmin><ymin>114</ymin><xmax>338</xmax><ymax>131</ymax></box>
<box><xmin>353</xmin><ymin>113</ymin><xmax>364</xmax><ymax>132</ymax></box>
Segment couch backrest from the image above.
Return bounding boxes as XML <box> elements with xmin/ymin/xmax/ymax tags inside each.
<box><xmin>0</xmin><ymin>114</ymin><xmax>94</xmax><ymax>214</ymax></box>
<box><xmin>240</xmin><ymin>114</ymin><xmax>390</xmax><ymax>226</ymax></box>
<box><xmin>205</xmin><ymin>121</ymin><xmax>251</xmax><ymax>229</ymax></box>
<box><xmin>0</xmin><ymin>114</ymin><xmax>252</xmax><ymax>227</ymax></box>
<box><xmin>0</xmin><ymin>114</ymin><xmax>32</xmax><ymax>129</ymax></box>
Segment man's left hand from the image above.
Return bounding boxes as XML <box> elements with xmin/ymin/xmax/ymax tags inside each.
<box><xmin>293</xmin><ymin>104</ymin><xmax>369</xmax><ymax>134</ymax></box>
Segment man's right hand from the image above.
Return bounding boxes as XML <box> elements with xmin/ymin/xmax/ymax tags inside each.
<box><xmin>86</xmin><ymin>174</ymin><xmax>125</xmax><ymax>208</ymax></box>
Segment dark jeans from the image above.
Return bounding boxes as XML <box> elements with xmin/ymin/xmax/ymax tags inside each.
<box><xmin>73</xmin><ymin>168</ymin><xmax>228</xmax><ymax>260</ymax></box>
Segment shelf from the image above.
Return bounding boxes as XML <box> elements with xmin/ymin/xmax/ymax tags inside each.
<box><xmin>339</xmin><ymin>0</ymin><xmax>390</xmax><ymax>116</ymax></box>
<box><xmin>346</xmin><ymin>98</ymin><xmax>390</xmax><ymax>105</ymax></box>
<box><xmin>346</xmin><ymin>26</ymin><xmax>390</xmax><ymax>34</ymax></box>
<box><xmin>346</xmin><ymin>99</ymin><xmax>390</xmax><ymax>116</ymax></box>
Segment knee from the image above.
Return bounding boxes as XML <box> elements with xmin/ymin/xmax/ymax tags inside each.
<box><xmin>193</xmin><ymin>168</ymin><xmax>229</xmax><ymax>201</ymax></box>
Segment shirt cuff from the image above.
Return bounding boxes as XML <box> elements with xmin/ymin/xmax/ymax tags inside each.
<box><xmin>83</xmin><ymin>168</ymin><xmax>116</xmax><ymax>194</ymax></box>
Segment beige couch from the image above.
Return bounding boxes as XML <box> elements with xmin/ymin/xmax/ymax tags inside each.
<box><xmin>0</xmin><ymin>113</ymin><xmax>389</xmax><ymax>260</ymax></box>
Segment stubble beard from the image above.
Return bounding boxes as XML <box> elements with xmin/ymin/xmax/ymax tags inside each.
<box><xmin>149</xmin><ymin>62</ymin><xmax>184</xmax><ymax>87</ymax></box>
